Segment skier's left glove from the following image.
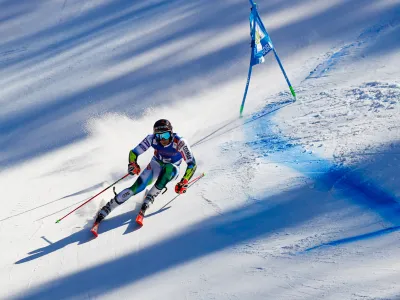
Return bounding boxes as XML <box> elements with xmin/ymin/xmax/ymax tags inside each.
<box><xmin>175</xmin><ymin>178</ymin><xmax>188</xmax><ymax>194</ymax></box>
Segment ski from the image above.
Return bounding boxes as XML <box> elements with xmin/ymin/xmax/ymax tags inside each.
<box><xmin>135</xmin><ymin>211</ymin><xmax>144</xmax><ymax>226</ymax></box>
<box><xmin>135</xmin><ymin>189</ymin><xmax>148</xmax><ymax>227</ymax></box>
<box><xmin>90</xmin><ymin>222</ymin><xmax>100</xmax><ymax>238</ymax></box>
<box><xmin>90</xmin><ymin>173</ymin><xmax>205</xmax><ymax>233</ymax></box>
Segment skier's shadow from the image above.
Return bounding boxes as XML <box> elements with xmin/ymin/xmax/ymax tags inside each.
<box><xmin>122</xmin><ymin>206</ymin><xmax>172</xmax><ymax>234</ymax></box>
<box><xmin>143</xmin><ymin>194</ymin><xmax>179</xmax><ymax>219</ymax></box>
<box><xmin>15</xmin><ymin>210</ymin><xmax>140</xmax><ymax>264</ymax></box>
<box><xmin>123</xmin><ymin>193</ymin><xmax>181</xmax><ymax>233</ymax></box>
<box><xmin>145</xmin><ymin>207</ymin><xmax>171</xmax><ymax>218</ymax></box>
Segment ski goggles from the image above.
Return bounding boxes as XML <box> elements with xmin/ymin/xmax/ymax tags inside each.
<box><xmin>155</xmin><ymin>131</ymin><xmax>171</xmax><ymax>141</ymax></box>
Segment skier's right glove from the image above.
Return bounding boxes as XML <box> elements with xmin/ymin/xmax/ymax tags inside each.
<box><xmin>128</xmin><ymin>161</ymin><xmax>141</xmax><ymax>176</ymax></box>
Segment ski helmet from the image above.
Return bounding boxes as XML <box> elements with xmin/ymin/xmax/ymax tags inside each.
<box><xmin>153</xmin><ymin>119</ymin><xmax>173</xmax><ymax>134</ymax></box>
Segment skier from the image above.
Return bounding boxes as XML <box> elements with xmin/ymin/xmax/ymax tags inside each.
<box><xmin>93</xmin><ymin>119</ymin><xmax>197</xmax><ymax>228</ymax></box>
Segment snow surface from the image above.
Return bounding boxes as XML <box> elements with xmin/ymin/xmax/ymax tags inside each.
<box><xmin>0</xmin><ymin>0</ymin><xmax>399</xmax><ymax>299</ymax></box>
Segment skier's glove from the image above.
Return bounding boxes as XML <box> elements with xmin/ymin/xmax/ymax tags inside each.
<box><xmin>175</xmin><ymin>178</ymin><xmax>188</xmax><ymax>194</ymax></box>
<box><xmin>128</xmin><ymin>161</ymin><xmax>141</xmax><ymax>176</ymax></box>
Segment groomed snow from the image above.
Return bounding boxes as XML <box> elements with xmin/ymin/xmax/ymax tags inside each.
<box><xmin>0</xmin><ymin>0</ymin><xmax>399</xmax><ymax>299</ymax></box>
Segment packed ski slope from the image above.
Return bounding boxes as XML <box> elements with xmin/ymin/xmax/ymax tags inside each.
<box><xmin>0</xmin><ymin>0</ymin><xmax>399</xmax><ymax>299</ymax></box>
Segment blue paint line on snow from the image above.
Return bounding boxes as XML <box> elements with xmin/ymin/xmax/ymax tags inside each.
<box><xmin>306</xmin><ymin>45</ymin><xmax>352</xmax><ymax>79</ymax></box>
<box><xmin>245</xmin><ymin>101</ymin><xmax>337</xmax><ymax>186</ymax></box>
<box><xmin>244</xmin><ymin>100</ymin><xmax>399</xmax><ymax>221</ymax></box>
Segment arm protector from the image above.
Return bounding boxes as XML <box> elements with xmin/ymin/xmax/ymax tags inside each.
<box><xmin>129</xmin><ymin>135</ymin><xmax>153</xmax><ymax>163</ymax></box>
<box><xmin>177</xmin><ymin>138</ymin><xmax>197</xmax><ymax>181</ymax></box>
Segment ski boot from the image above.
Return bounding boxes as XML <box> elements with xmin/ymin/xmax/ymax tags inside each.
<box><xmin>91</xmin><ymin>197</ymin><xmax>119</xmax><ymax>237</ymax></box>
<box><xmin>135</xmin><ymin>196</ymin><xmax>153</xmax><ymax>226</ymax></box>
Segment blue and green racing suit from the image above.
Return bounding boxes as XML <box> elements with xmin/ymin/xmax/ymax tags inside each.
<box><xmin>98</xmin><ymin>133</ymin><xmax>197</xmax><ymax>218</ymax></box>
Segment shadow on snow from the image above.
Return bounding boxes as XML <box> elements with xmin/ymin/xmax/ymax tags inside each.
<box><xmin>1</xmin><ymin>0</ymin><xmax>399</xmax><ymax>169</ymax></box>
<box><xmin>13</xmin><ymin>98</ymin><xmax>400</xmax><ymax>299</ymax></box>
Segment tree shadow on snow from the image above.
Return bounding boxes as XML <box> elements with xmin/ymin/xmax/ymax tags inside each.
<box><xmin>14</xmin><ymin>182</ymin><xmax>339</xmax><ymax>299</ymax></box>
<box><xmin>2</xmin><ymin>0</ymin><xmax>399</xmax><ymax>169</ymax></box>
<box><xmin>244</xmin><ymin>100</ymin><xmax>400</xmax><ymax>252</ymax></box>
<box><xmin>11</xmin><ymin>138</ymin><xmax>400</xmax><ymax>299</ymax></box>
<box><xmin>305</xmin><ymin>225</ymin><xmax>400</xmax><ymax>252</ymax></box>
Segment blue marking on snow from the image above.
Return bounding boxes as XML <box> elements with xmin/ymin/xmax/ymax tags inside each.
<box><xmin>245</xmin><ymin>101</ymin><xmax>338</xmax><ymax>188</ymax></box>
<box><xmin>306</xmin><ymin>45</ymin><xmax>352</xmax><ymax>79</ymax></box>
<box><xmin>244</xmin><ymin>100</ymin><xmax>400</xmax><ymax>222</ymax></box>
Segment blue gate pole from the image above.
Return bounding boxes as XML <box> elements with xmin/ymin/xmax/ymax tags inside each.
<box><xmin>272</xmin><ymin>48</ymin><xmax>296</xmax><ymax>100</ymax></box>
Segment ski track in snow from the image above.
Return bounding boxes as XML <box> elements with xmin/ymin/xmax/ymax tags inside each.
<box><xmin>306</xmin><ymin>15</ymin><xmax>400</xmax><ymax>80</ymax></box>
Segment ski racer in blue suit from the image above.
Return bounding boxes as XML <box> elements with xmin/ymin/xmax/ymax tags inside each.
<box><xmin>95</xmin><ymin>119</ymin><xmax>197</xmax><ymax>224</ymax></box>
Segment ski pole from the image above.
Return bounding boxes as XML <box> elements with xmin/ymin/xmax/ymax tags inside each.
<box><xmin>161</xmin><ymin>172</ymin><xmax>206</xmax><ymax>195</ymax></box>
<box><xmin>157</xmin><ymin>172</ymin><xmax>206</xmax><ymax>211</ymax></box>
<box><xmin>55</xmin><ymin>173</ymin><xmax>130</xmax><ymax>223</ymax></box>
<box><xmin>187</xmin><ymin>172</ymin><xmax>205</xmax><ymax>188</ymax></box>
